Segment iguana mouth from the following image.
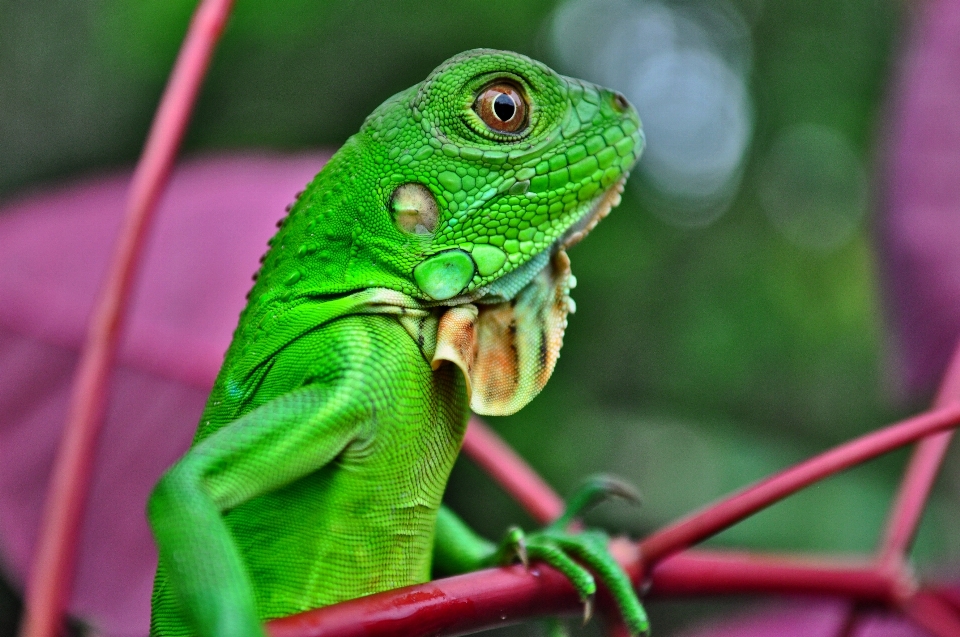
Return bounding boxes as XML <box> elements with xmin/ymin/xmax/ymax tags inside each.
<box><xmin>474</xmin><ymin>174</ymin><xmax>629</xmax><ymax>305</ymax></box>
<box><xmin>560</xmin><ymin>173</ymin><xmax>627</xmax><ymax>249</ymax></box>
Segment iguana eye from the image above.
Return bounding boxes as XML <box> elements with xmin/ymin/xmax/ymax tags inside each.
<box><xmin>473</xmin><ymin>82</ymin><xmax>527</xmax><ymax>134</ymax></box>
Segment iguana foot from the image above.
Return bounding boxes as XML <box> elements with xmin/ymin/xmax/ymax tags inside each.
<box><xmin>491</xmin><ymin>476</ymin><xmax>650</xmax><ymax>636</ymax></box>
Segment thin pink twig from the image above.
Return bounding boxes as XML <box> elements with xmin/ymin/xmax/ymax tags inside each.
<box><xmin>900</xmin><ymin>589</ymin><xmax>960</xmax><ymax>637</ymax></box>
<box><xmin>463</xmin><ymin>416</ymin><xmax>565</xmax><ymax>524</ymax></box>
<box><xmin>263</xmin><ymin>403</ymin><xmax>960</xmax><ymax>637</ymax></box>
<box><xmin>264</xmin><ymin>548</ymin><xmax>899</xmax><ymax>637</ymax></box>
<box><xmin>648</xmin><ymin>550</ymin><xmax>899</xmax><ymax>601</ymax></box>
<box><xmin>929</xmin><ymin>586</ymin><xmax>960</xmax><ymax>613</ymax></box>
<box><xmin>639</xmin><ymin>404</ymin><xmax>960</xmax><ymax>565</ymax></box>
<box><xmin>879</xmin><ymin>339</ymin><xmax>960</xmax><ymax>566</ymax></box>
<box><xmin>17</xmin><ymin>2</ymin><xmax>235</xmax><ymax>637</ymax></box>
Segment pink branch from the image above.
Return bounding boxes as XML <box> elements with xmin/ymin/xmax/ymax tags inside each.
<box><xmin>267</xmin><ymin>562</ymin><xmax>581</xmax><ymax>637</ymax></box>
<box><xmin>931</xmin><ymin>586</ymin><xmax>960</xmax><ymax>613</ymax></box>
<box><xmin>17</xmin><ymin>2</ymin><xmax>235</xmax><ymax>637</ymax></box>
<box><xmin>648</xmin><ymin>551</ymin><xmax>901</xmax><ymax>601</ymax></box>
<box><xmin>264</xmin><ymin>549</ymin><xmax>903</xmax><ymax>637</ymax></box>
<box><xmin>463</xmin><ymin>416</ymin><xmax>565</xmax><ymax>524</ymax></box>
<box><xmin>263</xmin><ymin>402</ymin><xmax>960</xmax><ymax>637</ymax></box>
<box><xmin>878</xmin><ymin>339</ymin><xmax>960</xmax><ymax>566</ymax></box>
<box><xmin>900</xmin><ymin>590</ymin><xmax>960</xmax><ymax>637</ymax></box>
<box><xmin>638</xmin><ymin>403</ymin><xmax>960</xmax><ymax>565</ymax></box>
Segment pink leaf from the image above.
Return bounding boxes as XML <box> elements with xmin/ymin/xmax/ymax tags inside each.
<box><xmin>880</xmin><ymin>0</ymin><xmax>960</xmax><ymax>401</ymax></box>
<box><xmin>677</xmin><ymin>600</ymin><xmax>932</xmax><ymax>637</ymax></box>
<box><xmin>0</xmin><ymin>152</ymin><xmax>331</xmax><ymax>636</ymax></box>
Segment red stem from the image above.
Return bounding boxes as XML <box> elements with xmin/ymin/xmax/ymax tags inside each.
<box><xmin>17</xmin><ymin>2</ymin><xmax>235</xmax><ymax>637</ymax></box>
<box><xmin>265</xmin><ymin>548</ymin><xmax>900</xmax><ymax>637</ymax></box>
<box><xmin>267</xmin><ymin>561</ymin><xmax>581</xmax><ymax>637</ymax></box>
<box><xmin>264</xmin><ymin>403</ymin><xmax>960</xmax><ymax>637</ymax></box>
<box><xmin>638</xmin><ymin>404</ymin><xmax>960</xmax><ymax>565</ymax></box>
<box><xmin>932</xmin><ymin>586</ymin><xmax>960</xmax><ymax>613</ymax></box>
<box><xmin>878</xmin><ymin>339</ymin><xmax>960</xmax><ymax>566</ymax></box>
<box><xmin>463</xmin><ymin>416</ymin><xmax>565</xmax><ymax>524</ymax></box>
<box><xmin>900</xmin><ymin>590</ymin><xmax>960</xmax><ymax>637</ymax></box>
<box><xmin>648</xmin><ymin>550</ymin><xmax>900</xmax><ymax>601</ymax></box>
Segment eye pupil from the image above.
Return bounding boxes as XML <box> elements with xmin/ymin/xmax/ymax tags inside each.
<box><xmin>493</xmin><ymin>93</ymin><xmax>515</xmax><ymax>121</ymax></box>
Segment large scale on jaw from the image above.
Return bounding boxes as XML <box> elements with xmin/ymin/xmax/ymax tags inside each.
<box><xmin>413</xmin><ymin>249</ymin><xmax>476</xmax><ymax>300</ymax></box>
<box><xmin>471</xmin><ymin>244</ymin><xmax>507</xmax><ymax>276</ymax></box>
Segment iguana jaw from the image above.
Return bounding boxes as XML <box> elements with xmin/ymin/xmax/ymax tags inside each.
<box><xmin>560</xmin><ymin>173</ymin><xmax>628</xmax><ymax>250</ymax></box>
<box><xmin>473</xmin><ymin>173</ymin><xmax>629</xmax><ymax>304</ymax></box>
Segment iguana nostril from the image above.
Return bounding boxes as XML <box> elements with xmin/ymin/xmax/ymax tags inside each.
<box><xmin>612</xmin><ymin>92</ymin><xmax>630</xmax><ymax>112</ymax></box>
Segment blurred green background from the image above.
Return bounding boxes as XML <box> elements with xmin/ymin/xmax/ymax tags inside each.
<box><xmin>4</xmin><ymin>0</ymin><xmax>953</xmax><ymax>634</ymax></box>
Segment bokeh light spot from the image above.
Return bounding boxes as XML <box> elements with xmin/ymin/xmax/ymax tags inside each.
<box><xmin>549</xmin><ymin>0</ymin><xmax>755</xmax><ymax>228</ymax></box>
<box><xmin>758</xmin><ymin>124</ymin><xmax>868</xmax><ymax>251</ymax></box>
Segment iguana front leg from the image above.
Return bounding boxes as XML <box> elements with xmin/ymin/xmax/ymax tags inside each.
<box><xmin>148</xmin><ymin>383</ymin><xmax>365</xmax><ymax>637</ymax></box>
<box><xmin>433</xmin><ymin>477</ymin><xmax>649</xmax><ymax>635</ymax></box>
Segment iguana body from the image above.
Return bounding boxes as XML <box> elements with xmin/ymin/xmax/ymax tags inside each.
<box><xmin>148</xmin><ymin>49</ymin><xmax>644</xmax><ymax>636</ymax></box>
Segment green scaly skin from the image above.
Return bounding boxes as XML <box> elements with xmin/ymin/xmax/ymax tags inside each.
<box><xmin>148</xmin><ymin>49</ymin><xmax>646</xmax><ymax>636</ymax></box>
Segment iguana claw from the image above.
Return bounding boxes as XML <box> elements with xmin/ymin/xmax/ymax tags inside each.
<box><xmin>493</xmin><ymin>526</ymin><xmax>529</xmax><ymax>566</ymax></box>
<box><xmin>582</xmin><ymin>593</ymin><xmax>595</xmax><ymax>625</ymax></box>
<box><xmin>491</xmin><ymin>477</ymin><xmax>650</xmax><ymax>636</ymax></box>
<box><xmin>510</xmin><ymin>526</ymin><xmax>529</xmax><ymax>567</ymax></box>
<box><xmin>549</xmin><ymin>474</ymin><xmax>642</xmax><ymax>530</ymax></box>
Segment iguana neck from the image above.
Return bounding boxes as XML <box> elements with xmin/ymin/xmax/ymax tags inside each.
<box><xmin>245</xmin><ymin>137</ymin><xmax>423</xmax><ymax>318</ymax></box>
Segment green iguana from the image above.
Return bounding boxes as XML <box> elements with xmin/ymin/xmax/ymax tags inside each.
<box><xmin>148</xmin><ymin>49</ymin><xmax>646</xmax><ymax>636</ymax></box>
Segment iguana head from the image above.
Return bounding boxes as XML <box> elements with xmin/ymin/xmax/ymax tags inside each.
<box><xmin>367</xmin><ymin>48</ymin><xmax>643</xmax><ymax>302</ymax></box>
<box><xmin>255</xmin><ymin>49</ymin><xmax>643</xmax><ymax>414</ymax></box>
<box><xmin>262</xmin><ymin>48</ymin><xmax>642</xmax><ymax>302</ymax></box>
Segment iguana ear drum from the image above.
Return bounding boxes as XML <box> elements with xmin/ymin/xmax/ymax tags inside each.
<box><xmin>391</xmin><ymin>183</ymin><xmax>438</xmax><ymax>235</ymax></box>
